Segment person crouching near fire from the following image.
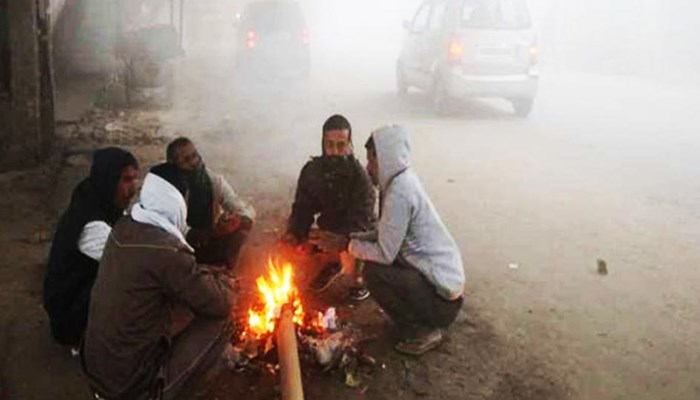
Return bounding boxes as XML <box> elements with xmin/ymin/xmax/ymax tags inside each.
<box><xmin>282</xmin><ymin>114</ymin><xmax>376</xmax><ymax>301</ymax></box>
<box><xmin>311</xmin><ymin>125</ymin><xmax>465</xmax><ymax>356</ymax></box>
<box><xmin>82</xmin><ymin>163</ymin><xmax>237</xmax><ymax>400</ymax></box>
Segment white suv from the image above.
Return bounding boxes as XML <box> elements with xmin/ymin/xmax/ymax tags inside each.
<box><xmin>397</xmin><ymin>0</ymin><xmax>539</xmax><ymax>116</ymax></box>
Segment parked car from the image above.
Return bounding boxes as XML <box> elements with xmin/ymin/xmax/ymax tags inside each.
<box><xmin>233</xmin><ymin>0</ymin><xmax>310</xmax><ymax>81</ymax></box>
<box><xmin>397</xmin><ymin>0</ymin><xmax>539</xmax><ymax>116</ymax></box>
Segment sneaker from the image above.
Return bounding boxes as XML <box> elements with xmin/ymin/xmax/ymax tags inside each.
<box><xmin>394</xmin><ymin>329</ymin><xmax>444</xmax><ymax>356</ymax></box>
<box><xmin>310</xmin><ymin>263</ymin><xmax>343</xmax><ymax>292</ymax></box>
<box><xmin>348</xmin><ymin>287</ymin><xmax>370</xmax><ymax>301</ymax></box>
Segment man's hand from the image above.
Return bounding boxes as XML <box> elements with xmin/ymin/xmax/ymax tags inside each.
<box><xmin>278</xmin><ymin>232</ymin><xmax>315</xmax><ymax>255</ymax></box>
<box><xmin>214</xmin><ymin>213</ymin><xmax>254</xmax><ymax>237</ymax></box>
<box><xmin>339</xmin><ymin>251</ymin><xmax>357</xmax><ymax>276</ymax></box>
<box><xmin>308</xmin><ymin>230</ymin><xmax>350</xmax><ymax>254</ymax></box>
<box><xmin>239</xmin><ymin>216</ymin><xmax>254</xmax><ymax>231</ymax></box>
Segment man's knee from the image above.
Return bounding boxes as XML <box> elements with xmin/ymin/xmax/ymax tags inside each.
<box><xmin>361</xmin><ymin>261</ymin><xmax>390</xmax><ymax>291</ymax></box>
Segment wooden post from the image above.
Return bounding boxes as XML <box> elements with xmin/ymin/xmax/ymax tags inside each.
<box><xmin>276</xmin><ymin>305</ymin><xmax>304</xmax><ymax>400</ymax></box>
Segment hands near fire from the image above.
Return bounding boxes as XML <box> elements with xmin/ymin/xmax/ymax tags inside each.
<box><xmin>278</xmin><ymin>232</ymin><xmax>313</xmax><ymax>255</ymax></box>
<box><xmin>339</xmin><ymin>250</ymin><xmax>357</xmax><ymax>276</ymax></box>
<box><xmin>214</xmin><ymin>212</ymin><xmax>253</xmax><ymax>237</ymax></box>
<box><xmin>308</xmin><ymin>230</ymin><xmax>350</xmax><ymax>254</ymax></box>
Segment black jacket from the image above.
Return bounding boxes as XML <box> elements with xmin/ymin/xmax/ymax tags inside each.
<box><xmin>43</xmin><ymin>148</ymin><xmax>137</xmax><ymax>346</ymax></box>
<box><xmin>288</xmin><ymin>155</ymin><xmax>376</xmax><ymax>241</ymax></box>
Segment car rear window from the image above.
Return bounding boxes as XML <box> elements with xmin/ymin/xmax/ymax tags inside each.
<box><xmin>243</xmin><ymin>1</ymin><xmax>305</xmax><ymax>33</ymax></box>
<box><xmin>461</xmin><ymin>0</ymin><xmax>531</xmax><ymax>29</ymax></box>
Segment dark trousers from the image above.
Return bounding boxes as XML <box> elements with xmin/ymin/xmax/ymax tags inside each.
<box><xmin>363</xmin><ymin>260</ymin><xmax>463</xmax><ymax>338</ymax></box>
<box><xmin>49</xmin><ymin>282</ymin><xmax>92</xmax><ymax>346</ymax></box>
<box><xmin>194</xmin><ymin>229</ymin><xmax>248</xmax><ymax>270</ymax></box>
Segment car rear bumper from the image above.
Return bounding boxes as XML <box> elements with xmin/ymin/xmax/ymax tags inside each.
<box><xmin>445</xmin><ymin>67</ymin><xmax>539</xmax><ymax>99</ymax></box>
<box><xmin>235</xmin><ymin>49</ymin><xmax>310</xmax><ymax>78</ymax></box>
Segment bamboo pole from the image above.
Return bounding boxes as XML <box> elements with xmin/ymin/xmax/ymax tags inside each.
<box><xmin>277</xmin><ymin>305</ymin><xmax>304</xmax><ymax>400</ymax></box>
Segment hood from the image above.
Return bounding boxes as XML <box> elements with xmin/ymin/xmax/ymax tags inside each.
<box><xmin>88</xmin><ymin>147</ymin><xmax>139</xmax><ymax>220</ymax></box>
<box><xmin>371</xmin><ymin>125</ymin><xmax>411</xmax><ymax>191</ymax></box>
<box><xmin>131</xmin><ymin>173</ymin><xmax>192</xmax><ymax>250</ymax></box>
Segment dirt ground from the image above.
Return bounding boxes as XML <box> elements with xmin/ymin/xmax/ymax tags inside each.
<box><xmin>0</xmin><ymin>105</ymin><xmax>570</xmax><ymax>400</ymax></box>
<box><xmin>3</xmin><ymin>1</ymin><xmax>700</xmax><ymax>398</ymax></box>
<box><xmin>3</xmin><ymin>71</ymin><xmax>700</xmax><ymax>399</ymax></box>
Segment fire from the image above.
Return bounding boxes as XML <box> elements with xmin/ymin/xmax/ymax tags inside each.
<box><xmin>246</xmin><ymin>258</ymin><xmax>305</xmax><ymax>337</ymax></box>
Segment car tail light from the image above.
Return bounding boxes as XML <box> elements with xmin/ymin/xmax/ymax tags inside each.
<box><xmin>529</xmin><ymin>45</ymin><xmax>538</xmax><ymax>63</ymax></box>
<box><xmin>448</xmin><ymin>37</ymin><xmax>464</xmax><ymax>64</ymax></box>
<box><xmin>528</xmin><ymin>38</ymin><xmax>539</xmax><ymax>64</ymax></box>
<box><xmin>302</xmin><ymin>29</ymin><xmax>309</xmax><ymax>45</ymax></box>
<box><xmin>246</xmin><ymin>30</ymin><xmax>257</xmax><ymax>49</ymax></box>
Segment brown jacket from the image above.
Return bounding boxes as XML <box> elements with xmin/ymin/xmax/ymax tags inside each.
<box><xmin>83</xmin><ymin>217</ymin><xmax>234</xmax><ymax>397</ymax></box>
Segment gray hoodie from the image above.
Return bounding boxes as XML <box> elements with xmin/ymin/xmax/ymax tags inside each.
<box><xmin>348</xmin><ymin>125</ymin><xmax>465</xmax><ymax>300</ymax></box>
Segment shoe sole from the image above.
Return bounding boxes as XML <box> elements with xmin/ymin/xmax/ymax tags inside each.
<box><xmin>350</xmin><ymin>291</ymin><xmax>370</xmax><ymax>301</ymax></box>
<box><xmin>394</xmin><ymin>333</ymin><xmax>443</xmax><ymax>356</ymax></box>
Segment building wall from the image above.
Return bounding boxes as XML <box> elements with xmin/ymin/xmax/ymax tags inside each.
<box><xmin>0</xmin><ymin>0</ymin><xmax>53</xmax><ymax>172</ymax></box>
<box><xmin>52</xmin><ymin>0</ymin><xmax>136</xmax><ymax>76</ymax></box>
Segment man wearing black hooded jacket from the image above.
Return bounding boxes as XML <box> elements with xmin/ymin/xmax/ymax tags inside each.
<box><xmin>285</xmin><ymin>115</ymin><xmax>376</xmax><ymax>299</ymax></box>
<box><xmin>43</xmin><ymin>147</ymin><xmax>140</xmax><ymax>347</ymax></box>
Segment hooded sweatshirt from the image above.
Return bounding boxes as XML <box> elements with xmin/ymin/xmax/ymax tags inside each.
<box><xmin>348</xmin><ymin>125</ymin><xmax>465</xmax><ymax>300</ymax></box>
<box><xmin>43</xmin><ymin>147</ymin><xmax>138</xmax><ymax>345</ymax></box>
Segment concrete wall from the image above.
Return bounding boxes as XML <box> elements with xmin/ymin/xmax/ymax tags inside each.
<box><xmin>0</xmin><ymin>0</ymin><xmax>53</xmax><ymax>172</ymax></box>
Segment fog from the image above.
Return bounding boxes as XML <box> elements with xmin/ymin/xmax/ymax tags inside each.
<box><xmin>177</xmin><ymin>0</ymin><xmax>700</xmax><ymax>83</ymax></box>
<box><xmin>158</xmin><ymin>0</ymin><xmax>700</xmax><ymax>130</ymax></box>
<box><xmin>34</xmin><ymin>1</ymin><xmax>700</xmax><ymax>398</ymax></box>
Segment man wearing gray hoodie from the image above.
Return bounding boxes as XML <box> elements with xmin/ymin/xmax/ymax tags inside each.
<box><xmin>325</xmin><ymin>125</ymin><xmax>465</xmax><ymax>355</ymax></box>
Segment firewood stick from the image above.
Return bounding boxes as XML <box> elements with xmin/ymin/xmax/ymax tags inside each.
<box><xmin>277</xmin><ymin>305</ymin><xmax>304</xmax><ymax>400</ymax></box>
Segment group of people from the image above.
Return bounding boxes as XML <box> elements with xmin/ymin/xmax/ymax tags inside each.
<box><xmin>42</xmin><ymin>114</ymin><xmax>466</xmax><ymax>399</ymax></box>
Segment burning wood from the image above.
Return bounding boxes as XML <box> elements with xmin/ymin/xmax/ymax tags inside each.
<box><xmin>244</xmin><ymin>258</ymin><xmax>304</xmax><ymax>338</ymax></box>
<box><xmin>231</xmin><ymin>257</ymin><xmax>378</xmax><ymax>394</ymax></box>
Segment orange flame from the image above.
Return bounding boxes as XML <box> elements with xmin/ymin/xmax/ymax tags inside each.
<box><xmin>246</xmin><ymin>258</ymin><xmax>305</xmax><ymax>337</ymax></box>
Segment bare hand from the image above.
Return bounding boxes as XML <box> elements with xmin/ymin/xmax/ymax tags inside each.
<box><xmin>339</xmin><ymin>251</ymin><xmax>357</xmax><ymax>276</ymax></box>
<box><xmin>308</xmin><ymin>230</ymin><xmax>349</xmax><ymax>253</ymax></box>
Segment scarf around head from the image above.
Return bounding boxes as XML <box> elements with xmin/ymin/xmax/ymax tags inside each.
<box><xmin>131</xmin><ymin>173</ymin><xmax>193</xmax><ymax>251</ymax></box>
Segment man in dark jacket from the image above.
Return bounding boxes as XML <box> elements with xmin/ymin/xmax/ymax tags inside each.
<box><xmin>83</xmin><ymin>163</ymin><xmax>237</xmax><ymax>400</ymax></box>
<box><xmin>43</xmin><ymin>147</ymin><xmax>139</xmax><ymax>347</ymax></box>
<box><xmin>285</xmin><ymin>114</ymin><xmax>376</xmax><ymax>300</ymax></box>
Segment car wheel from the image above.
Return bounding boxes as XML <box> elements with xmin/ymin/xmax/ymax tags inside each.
<box><xmin>432</xmin><ymin>78</ymin><xmax>450</xmax><ymax>116</ymax></box>
<box><xmin>397</xmin><ymin>66</ymin><xmax>409</xmax><ymax>97</ymax></box>
<box><xmin>512</xmin><ymin>98</ymin><xmax>534</xmax><ymax>117</ymax></box>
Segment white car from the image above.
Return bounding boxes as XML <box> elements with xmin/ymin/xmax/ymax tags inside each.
<box><xmin>397</xmin><ymin>0</ymin><xmax>539</xmax><ymax>116</ymax></box>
